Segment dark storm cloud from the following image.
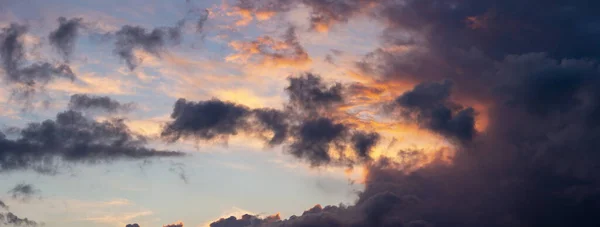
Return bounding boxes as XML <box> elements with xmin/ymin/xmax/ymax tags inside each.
<box><xmin>163</xmin><ymin>74</ymin><xmax>380</xmax><ymax>166</ymax></box>
<box><xmin>8</xmin><ymin>183</ymin><xmax>39</xmax><ymax>201</ymax></box>
<box><xmin>113</xmin><ymin>22</ymin><xmax>183</xmax><ymax>70</ymax></box>
<box><xmin>199</xmin><ymin>1</ymin><xmax>600</xmax><ymax>227</ymax></box>
<box><xmin>0</xmin><ymin>23</ymin><xmax>75</xmax><ymax>96</ymax></box>
<box><xmin>0</xmin><ymin>110</ymin><xmax>183</xmax><ymax>173</ymax></box>
<box><xmin>68</xmin><ymin>94</ymin><xmax>135</xmax><ymax>113</ymax></box>
<box><xmin>394</xmin><ymin>80</ymin><xmax>476</xmax><ymax>142</ymax></box>
<box><xmin>49</xmin><ymin>17</ymin><xmax>84</xmax><ymax>62</ymax></box>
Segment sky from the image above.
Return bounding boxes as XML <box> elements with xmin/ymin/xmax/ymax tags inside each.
<box><xmin>1</xmin><ymin>0</ymin><xmax>600</xmax><ymax>227</ymax></box>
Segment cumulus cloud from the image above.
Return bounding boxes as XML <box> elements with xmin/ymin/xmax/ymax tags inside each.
<box><xmin>49</xmin><ymin>17</ymin><xmax>84</xmax><ymax>62</ymax></box>
<box><xmin>0</xmin><ymin>109</ymin><xmax>184</xmax><ymax>173</ymax></box>
<box><xmin>161</xmin><ymin>98</ymin><xmax>252</xmax><ymax>142</ymax></box>
<box><xmin>163</xmin><ymin>73</ymin><xmax>379</xmax><ymax>167</ymax></box>
<box><xmin>68</xmin><ymin>94</ymin><xmax>135</xmax><ymax>113</ymax></box>
<box><xmin>191</xmin><ymin>1</ymin><xmax>600</xmax><ymax>227</ymax></box>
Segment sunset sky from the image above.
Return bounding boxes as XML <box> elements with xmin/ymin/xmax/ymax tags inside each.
<box><xmin>1</xmin><ymin>0</ymin><xmax>599</xmax><ymax>227</ymax></box>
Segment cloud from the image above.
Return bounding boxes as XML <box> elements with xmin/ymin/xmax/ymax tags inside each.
<box><xmin>193</xmin><ymin>1</ymin><xmax>600</xmax><ymax>227</ymax></box>
<box><xmin>8</xmin><ymin>183</ymin><xmax>40</xmax><ymax>201</ymax></box>
<box><xmin>112</xmin><ymin>22</ymin><xmax>183</xmax><ymax>70</ymax></box>
<box><xmin>162</xmin><ymin>73</ymin><xmax>381</xmax><ymax>167</ymax></box>
<box><xmin>285</xmin><ymin>73</ymin><xmax>343</xmax><ymax>116</ymax></box>
<box><xmin>0</xmin><ymin>200</ymin><xmax>7</xmax><ymax>210</ymax></box>
<box><xmin>209</xmin><ymin>214</ymin><xmax>280</xmax><ymax>227</ymax></box>
<box><xmin>0</xmin><ymin>23</ymin><xmax>75</xmax><ymax>100</ymax></box>
<box><xmin>0</xmin><ymin>109</ymin><xmax>184</xmax><ymax>173</ymax></box>
<box><xmin>48</xmin><ymin>17</ymin><xmax>84</xmax><ymax>62</ymax></box>
<box><xmin>161</xmin><ymin>98</ymin><xmax>252</xmax><ymax>142</ymax></box>
<box><xmin>0</xmin><ymin>212</ymin><xmax>38</xmax><ymax>227</ymax></box>
<box><xmin>68</xmin><ymin>94</ymin><xmax>135</xmax><ymax>114</ymax></box>
<box><xmin>289</xmin><ymin>117</ymin><xmax>347</xmax><ymax>166</ymax></box>
<box><xmin>232</xmin><ymin>0</ymin><xmax>370</xmax><ymax>31</ymax></box>
<box><xmin>225</xmin><ymin>26</ymin><xmax>311</xmax><ymax>68</ymax></box>
<box><xmin>393</xmin><ymin>80</ymin><xmax>476</xmax><ymax>143</ymax></box>
<box><xmin>163</xmin><ymin>222</ymin><xmax>184</xmax><ymax>227</ymax></box>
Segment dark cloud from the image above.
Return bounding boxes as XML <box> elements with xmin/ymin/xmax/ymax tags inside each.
<box><xmin>163</xmin><ymin>222</ymin><xmax>184</xmax><ymax>227</ymax></box>
<box><xmin>324</xmin><ymin>54</ymin><xmax>335</xmax><ymax>65</ymax></box>
<box><xmin>0</xmin><ymin>212</ymin><xmax>38</xmax><ymax>227</ymax></box>
<box><xmin>351</xmin><ymin>131</ymin><xmax>380</xmax><ymax>159</ymax></box>
<box><xmin>199</xmin><ymin>1</ymin><xmax>600</xmax><ymax>227</ymax></box>
<box><xmin>161</xmin><ymin>98</ymin><xmax>251</xmax><ymax>142</ymax></box>
<box><xmin>162</xmin><ymin>74</ymin><xmax>380</xmax><ymax>167</ymax></box>
<box><xmin>0</xmin><ymin>23</ymin><xmax>75</xmax><ymax>99</ymax></box>
<box><xmin>125</xmin><ymin>224</ymin><xmax>140</xmax><ymax>227</ymax></box>
<box><xmin>289</xmin><ymin>117</ymin><xmax>347</xmax><ymax>166</ymax></box>
<box><xmin>49</xmin><ymin>17</ymin><xmax>84</xmax><ymax>62</ymax></box>
<box><xmin>8</xmin><ymin>183</ymin><xmax>39</xmax><ymax>201</ymax></box>
<box><xmin>252</xmin><ymin>108</ymin><xmax>289</xmax><ymax>145</ymax></box>
<box><xmin>0</xmin><ymin>200</ymin><xmax>7</xmax><ymax>210</ymax></box>
<box><xmin>184</xmin><ymin>0</ymin><xmax>210</xmax><ymax>33</ymax></box>
<box><xmin>285</xmin><ymin>73</ymin><xmax>343</xmax><ymax>115</ymax></box>
<box><xmin>195</xmin><ymin>9</ymin><xmax>209</xmax><ymax>33</ymax></box>
<box><xmin>210</xmin><ymin>214</ymin><xmax>280</xmax><ymax>227</ymax></box>
<box><xmin>0</xmin><ymin>110</ymin><xmax>183</xmax><ymax>173</ymax></box>
<box><xmin>113</xmin><ymin>22</ymin><xmax>183</xmax><ymax>70</ymax></box>
<box><xmin>68</xmin><ymin>94</ymin><xmax>135</xmax><ymax>113</ymax></box>
<box><xmin>394</xmin><ymin>80</ymin><xmax>476</xmax><ymax>142</ymax></box>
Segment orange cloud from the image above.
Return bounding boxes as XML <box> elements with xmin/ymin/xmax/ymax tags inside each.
<box><xmin>226</xmin><ymin>27</ymin><xmax>311</xmax><ymax>68</ymax></box>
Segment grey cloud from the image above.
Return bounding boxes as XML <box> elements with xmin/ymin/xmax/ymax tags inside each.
<box><xmin>289</xmin><ymin>117</ymin><xmax>347</xmax><ymax>166</ymax></box>
<box><xmin>8</xmin><ymin>183</ymin><xmax>39</xmax><ymax>201</ymax></box>
<box><xmin>113</xmin><ymin>23</ymin><xmax>183</xmax><ymax>70</ymax></box>
<box><xmin>1</xmin><ymin>23</ymin><xmax>75</xmax><ymax>99</ymax></box>
<box><xmin>49</xmin><ymin>17</ymin><xmax>84</xmax><ymax>62</ymax></box>
<box><xmin>0</xmin><ymin>200</ymin><xmax>7</xmax><ymax>210</ymax></box>
<box><xmin>0</xmin><ymin>110</ymin><xmax>184</xmax><ymax>173</ymax></box>
<box><xmin>395</xmin><ymin>80</ymin><xmax>476</xmax><ymax>142</ymax></box>
<box><xmin>68</xmin><ymin>94</ymin><xmax>135</xmax><ymax>113</ymax></box>
<box><xmin>285</xmin><ymin>73</ymin><xmax>343</xmax><ymax>116</ymax></box>
<box><xmin>162</xmin><ymin>74</ymin><xmax>380</xmax><ymax>167</ymax></box>
<box><xmin>161</xmin><ymin>98</ymin><xmax>251</xmax><ymax>142</ymax></box>
<box><xmin>0</xmin><ymin>212</ymin><xmax>38</xmax><ymax>227</ymax></box>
